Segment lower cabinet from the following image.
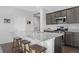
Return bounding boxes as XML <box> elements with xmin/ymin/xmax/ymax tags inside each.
<box><xmin>54</xmin><ymin>36</ymin><xmax>63</xmax><ymax>53</ymax></box>
<box><xmin>64</xmin><ymin>32</ymin><xmax>74</xmax><ymax>46</ymax></box>
<box><xmin>73</xmin><ymin>32</ymin><xmax>79</xmax><ymax>47</ymax></box>
<box><xmin>64</xmin><ymin>32</ymin><xmax>79</xmax><ymax>48</ymax></box>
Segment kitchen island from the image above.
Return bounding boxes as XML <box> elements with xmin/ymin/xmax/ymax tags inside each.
<box><xmin>13</xmin><ymin>32</ymin><xmax>64</xmax><ymax>53</ymax></box>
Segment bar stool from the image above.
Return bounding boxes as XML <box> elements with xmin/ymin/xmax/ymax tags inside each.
<box><xmin>12</xmin><ymin>37</ymin><xmax>23</xmax><ymax>53</ymax></box>
<box><xmin>29</xmin><ymin>44</ymin><xmax>47</xmax><ymax>53</ymax></box>
<box><xmin>22</xmin><ymin>40</ymin><xmax>30</xmax><ymax>53</ymax></box>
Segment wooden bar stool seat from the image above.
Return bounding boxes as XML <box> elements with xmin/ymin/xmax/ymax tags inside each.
<box><xmin>22</xmin><ymin>40</ymin><xmax>30</xmax><ymax>53</ymax></box>
<box><xmin>30</xmin><ymin>44</ymin><xmax>47</xmax><ymax>53</ymax></box>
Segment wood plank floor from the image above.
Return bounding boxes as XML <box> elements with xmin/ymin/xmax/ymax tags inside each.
<box><xmin>0</xmin><ymin>42</ymin><xmax>79</xmax><ymax>53</ymax></box>
<box><xmin>0</xmin><ymin>42</ymin><xmax>13</xmax><ymax>53</ymax></box>
<box><xmin>62</xmin><ymin>46</ymin><xmax>79</xmax><ymax>53</ymax></box>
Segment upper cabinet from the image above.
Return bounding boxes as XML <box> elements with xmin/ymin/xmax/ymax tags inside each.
<box><xmin>55</xmin><ymin>10</ymin><xmax>67</xmax><ymax>17</ymax></box>
<box><xmin>46</xmin><ymin>13</ymin><xmax>56</xmax><ymax>24</ymax></box>
<box><xmin>74</xmin><ymin>7</ymin><xmax>79</xmax><ymax>23</ymax></box>
<box><xmin>46</xmin><ymin>6</ymin><xmax>79</xmax><ymax>24</ymax></box>
<box><xmin>66</xmin><ymin>6</ymin><xmax>79</xmax><ymax>23</ymax></box>
<box><xmin>51</xmin><ymin>13</ymin><xmax>56</xmax><ymax>24</ymax></box>
<box><xmin>61</xmin><ymin>10</ymin><xmax>67</xmax><ymax>17</ymax></box>
<box><xmin>66</xmin><ymin>8</ymin><xmax>75</xmax><ymax>23</ymax></box>
<box><xmin>55</xmin><ymin>11</ymin><xmax>62</xmax><ymax>18</ymax></box>
<box><xmin>46</xmin><ymin>14</ymin><xmax>52</xmax><ymax>24</ymax></box>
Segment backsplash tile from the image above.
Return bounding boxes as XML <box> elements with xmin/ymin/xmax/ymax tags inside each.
<box><xmin>46</xmin><ymin>23</ymin><xmax>79</xmax><ymax>32</ymax></box>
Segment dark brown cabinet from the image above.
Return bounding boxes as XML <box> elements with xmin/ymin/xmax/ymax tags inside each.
<box><xmin>46</xmin><ymin>6</ymin><xmax>79</xmax><ymax>24</ymax></box>
<box><xmin>64</xmin><ymin>32</ymin><xmax>74</xmax><ymax>46</ymax></box>
<box><xmin>66</xmin><ymin>6</ymin><xmax>79</xmax><ymax>23</ymax></box>
<box><xmin>74</xmin><ymin>7</ymin><xmax>79</xmax><ymax>23</ymax></box>
<box><xmin>66</xmin><ymin>8</ymin><xmax>75</xmax><ymax>23</ymax></box>
<box><xmin>54</xmin><ymin>36</ymin><xmax>63</xmax><ymax>53</ymax></box>
<box><xmin>61</xmin><ymin>10</ymin><xmax>67</xmax><ymax>17</ymax></box>
<box><xmin>64</xmin><ymin>32</ymin><xmax>79</xmax><ymax>48</ymax></box>
<box><xmin>46</xmin><ymin>14</ymin><xmax>52</xmax><ymax>24</ymax></box>
<box><xmin>73</xmin><ymin>32</ymin><xmax>79</xmax><ymax>47</ymax></box>
<box><xmin>55</xmin><ymin>11</ymin><xmax>62</xmax><ymax>18</ymax></box>
<box><xmin>51</xmin><ymin>13</ymin><xmax>56</xmax><ymax>24</ymax></box>
<box><xmin>46</xmin><ymin>13</ymin><xmax>56</xmax><ymax>24</ymax></box>
<box><xmin>46</xmin><ymin>8</ymin><xmax>67</xmax><ymax>24</ymax></box>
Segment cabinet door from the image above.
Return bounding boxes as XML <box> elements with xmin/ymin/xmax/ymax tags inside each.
<box><xmin>51</xmin><ymin>13</ymin><xmax>56</xmax><ymax>24</ymax></box>
<box><xmin>61</xmin><ymin>10</ymin><xmax>67</xmax><ymax>17</ymax></box>
<box><xmin>74</xmin><ymin>7</ymin><xmax>79</xmax><ymax>23</ymax></box>
<box><xmin>73</xmin><ymin>33</ymin><xmax>79</xmax><ymax>47</ymax></box>
<box><xmin>65</xmin><ymin>32</ymin><xmax>74</xmax><ymax>46</ymax></box>
<box><xmin>66</xmin><ymin>8</ymin><xmax>75</xmax><ymax>23</ymax></box>
<box><xmin>46</xmin><ymin>14</ymin><xmax>52</xmax><ymax>24</ymax></box>
<box><xmin>55</xmin><ymin>11</ymin><xmax>62</xmax><ymax>18</ymax></box>
<box><xmin>54</xmin><ymin>36</ymin><xmax>62</xmax><ymax>53</ymax></box>
<box><xmin>61</xmin><ymin>10</ymin><xmax>67</xmax><ymax>22</ymax></box>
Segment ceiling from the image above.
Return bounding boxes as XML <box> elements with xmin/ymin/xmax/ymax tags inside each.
<box><xmin>15</xmin><ymin>6</ymin><xmax>74</xmax><ymax>13</ymax></box>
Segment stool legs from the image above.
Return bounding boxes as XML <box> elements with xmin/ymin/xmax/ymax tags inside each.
<box><xmin>22</xmin><ymin>43</ymin><xmax>31</xmax><ymax>53</ymax></box>
<box><xmin>12</xmin><ymin>39</ymin><xmax>17</xmax><ymax>53</ymax></box>
<box><xmin>12</xmin><ymin>38</ymin><xmax>23</xmax><ymax>53</ymax></box>
<box><xmin>29</xmin><ymin>44</ymin><xmax>47</xmax><ymax>53</ymax></box>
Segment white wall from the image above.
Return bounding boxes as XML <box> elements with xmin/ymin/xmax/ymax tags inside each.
<box><xmin>13</xmin><ymin>7</ymin><xmax>34</xmax><ymax>42</ymax></box>
<box><xmin>0</xmin><ymin>7</ymin><xmax>34</xmax><ymax>44</ymax></box>
<box><xmin>13</xmin><ymin>10</ymin><xmax>34</xmax><ymax>33</ymax></box>
<box><xmin>40</xmin><ymin>9</ymin><xmax>47</xmax><ymax>32</ymax></box>
<box><xmin>0</xmin><ymin>7</ymin><xmax>15</xmax><ymax>44</ymax></box>
<box><xmin>0</xmin><ymin>17</ymin><xmax>14</xmax><ymax>44</ymax></box>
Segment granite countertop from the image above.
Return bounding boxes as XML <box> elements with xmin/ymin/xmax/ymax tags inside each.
<box><xmin>25</xmin><ymin>32</ymin><xmax>64</xmax><ymax>42</ymax></box>
<box><xmin>13</xmin><ymin>31</ymin><xmax>64</xmax><ymax>42</ymax></box>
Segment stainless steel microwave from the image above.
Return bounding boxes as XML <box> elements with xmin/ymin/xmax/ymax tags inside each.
<box><xmin>56</xmin><ymin>16</ymin><xmax>66</xmax><ymax>24</ymax></box>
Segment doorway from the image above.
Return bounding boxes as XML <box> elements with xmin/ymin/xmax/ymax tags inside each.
<box><xmin>33</xmin><ymin>13</ymin><xmax>40</xmax><ymax>32</ymax></box>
